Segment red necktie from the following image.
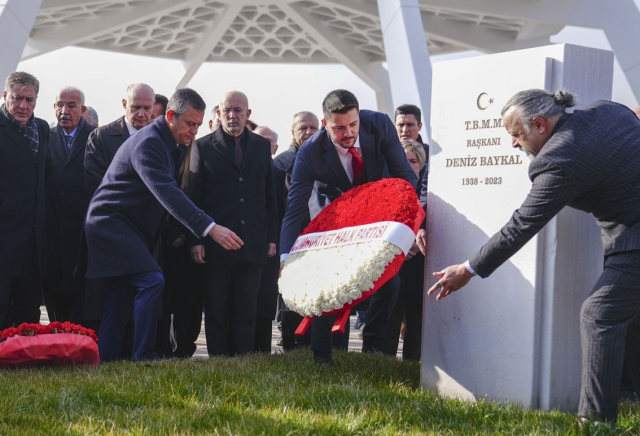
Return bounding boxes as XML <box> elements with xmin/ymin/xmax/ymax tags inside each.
<box><xmin>347</xmin><ymin>147</ymin><xmax>365</xmax><ymax>185</ymax></box>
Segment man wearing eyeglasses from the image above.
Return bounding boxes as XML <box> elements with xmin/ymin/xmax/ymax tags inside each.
<box><xmin>44</xmin><ymin>87</ymin><xmax>96</xmax><ymax>324</ymax></box>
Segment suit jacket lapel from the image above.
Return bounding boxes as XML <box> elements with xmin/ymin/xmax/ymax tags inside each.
<box><xmin>110</xmin><ymin>116</ymin><xmax>130</xmax><ymax>140</ymax></box>
<box><xmin>359</xmin><ymin>128</ymin><xmax>376</xmax><ymax>183</ymax></box>
<box><xmin>322</xmin><ymin>131</ymin><xmax>352</xmax><ymax>191</ymax></box>
<box><xmin>51</xmin><ymin>126</ymin><xmax>69</xmax><ymax>162</ymax></box>
<box><xmin>212</xmin><ymin>128</ymin><xmax>240</xmax><ymax>167</ymax></box>
<box><xmin>67</xmin><ymin>122</ymin><xmax>92</xmax><ymax>163</ymax></box>
<box><xmin>240</xmin><ymin>130</ymin><xmax>258</xmax><ymax>171</ymax></box>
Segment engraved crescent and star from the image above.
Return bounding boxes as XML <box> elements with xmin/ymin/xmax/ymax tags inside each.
<box><xmin>477</xmin><ymin>92</ymin><xmax>494</xmax><ymax>110</ymax></box>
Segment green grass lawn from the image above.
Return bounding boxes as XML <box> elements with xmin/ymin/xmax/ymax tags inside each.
<box><xmin>0</xmin><ymin>349</ymin><xmax>636</xmax><ymax>435</ymax></box>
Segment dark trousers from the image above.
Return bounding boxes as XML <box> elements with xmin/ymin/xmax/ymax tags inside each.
<box><xmin>362</xmin><ymin>274</ymin><xmax>400</xmax><ymax>352</ymax></box>
<box><xmin>383</xmin><ymin>253</ymin><xmax>424</xmax><ymax>360</ymax></box>
<box><xmin>310</xmin><ymin>313</ymin><xmax>350</xmax><ymax>354</ymax></box>
<box><xmin>0</xmin><ymin>278</ymin><xmax>41</xmax><ymax>329</ymax></box>
<box><xmin>203</xmin><ymin>263</ymin><xmax>263</xmax><ymax>356</ymax></box>
<box><xmin>98</xmin><ymin>271</ymin><xmax>165</xmax><ymax>362</ymax></box>
<box><xmin>281</xmin><ymin>309</ymin><xmax>311</xmax><ymax>350</ymax></box>
<box><xmin>254</xmin><ymin>254</ymin><xmax>280</xmax><ymax>353</ymax></box>
<box><xmin>163</xmin><ymin>245</ymin><xmax>204</xmax><ymax>358</ymax></box>
<box><xmin>578</xmin><ymin>251</ymin><xmax>640</xmax><ymax>421</ymax></box>
<box><xmin>253</xmin><ymin>317</ymin><xmax>273</xmax><ymax>353</ymax></box>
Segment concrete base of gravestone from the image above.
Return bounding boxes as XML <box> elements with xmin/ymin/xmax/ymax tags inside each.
<box><xmin>421</xmin><ymin>44</ymin><xmax>614</xmax><ymax>411</ymax></box>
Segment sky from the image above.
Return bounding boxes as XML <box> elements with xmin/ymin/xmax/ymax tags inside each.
<box><xmin>16</xmin><ymin>23</ymin><xmax>638</xmax><ymax>156</ymax></box>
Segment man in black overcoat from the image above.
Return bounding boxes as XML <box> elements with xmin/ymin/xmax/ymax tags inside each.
<box><xmin>84</xmin><ymin>88</ymin><xmax>243</xmax><ymax>362</ymax></box>
<box><xmin>44</xmin><ymin>86</ymin><xmax>95</xmax><ymax>323</ymax></box>
<box><xmin>0</xmin><ymin>72</ymin><xmax>50</xmax><ymax>328</ymax></box>
<box><xmin>189</xmin><ymin>90</ymin><xmax>278</xmax><ymax>356</ymax></box>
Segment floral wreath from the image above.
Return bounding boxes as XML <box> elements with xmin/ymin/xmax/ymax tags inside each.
<box><xmin>279</xmin><ymin>178</ymin><xmax>425</xmax><ymax>334</ymax></box>
<box><xmin>0</xmin><ymin>322</ymin><xmax>100</xmax><ymax>367</ymax></box>
<box><xmin>0</xmin><ymin>322</ymin><xmax>98</xmax><ymax>342</ymax></box>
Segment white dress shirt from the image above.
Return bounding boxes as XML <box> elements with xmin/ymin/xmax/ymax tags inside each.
<box><xmin>280</xmin><ymin>136</ymin><xmax>363</xmax><ymax>262</ymax></box>
<box><xmin>332</xmin><ymin>136</ymin><xmax>362</xmax><ymax>184</ymax></box>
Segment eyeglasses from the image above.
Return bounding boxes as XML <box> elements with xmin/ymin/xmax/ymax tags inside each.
<box><xmin>55</xmin><ymin>102</ymin><xmax>81</xmax><ymax>110</ymax></box>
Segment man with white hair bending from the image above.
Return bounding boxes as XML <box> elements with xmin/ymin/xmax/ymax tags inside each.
<box><xmin>426</xmin><ymin>89</ymin><xmax>640</xmax><ymax>426</ymax></box>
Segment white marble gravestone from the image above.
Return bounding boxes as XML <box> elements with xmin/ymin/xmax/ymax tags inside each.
<box><xmin>422</xmin><ymin>44</ymin><xmax>614</xmax><ymax>411</ymax></box>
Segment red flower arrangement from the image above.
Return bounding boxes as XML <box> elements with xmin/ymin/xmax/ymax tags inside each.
<box><xmin>302</xmin><ymin>178</ymin><xmax>420</xmax><ymax>234</ymax></box>
<box><xmin>0</xmin><ymin>322</ymin><xmax>98</xmax><ymax>342</ymax></box>
<box><xmin>279</xmin><ymin>178</ymin><xmax>425</xmax><ymax>335</ymax></box>
<box><xmin>0</xmin><ymin>322</ymin><xmax>100</xmax><ymax>367</ymax></box>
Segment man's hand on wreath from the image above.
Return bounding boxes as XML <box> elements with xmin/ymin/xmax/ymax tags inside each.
<box><xmin>208</xmin><ymin>224</ymin><xmax>244</xmax><ymax>250</ymax></box>
<box><xmin>267</xmin><ymin>243</ymin><xmax>276</xmax><ymax>257</ymax></box>
<box><xmin>190</xmin><ymin>245</ymin><xmax>205</xmax><ymax>264</ymax></box>
<box><xmin>406</xmin><ymin>242</ymin><xmax>420</xmax><ymax>260</ymax></box>
<box><xmin>427</xmin><ymin>264</ymin><xmax>474</xmax><ymax>301</ymax></box>
<box><xmin>416</xmin><ymin>229</ymin><xmax>427</xmax><ymax>255</ymax></box>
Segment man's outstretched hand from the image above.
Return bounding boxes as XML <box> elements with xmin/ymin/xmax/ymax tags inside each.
<box><xmin>427</xmin><ymin>264</ymin><xmax>475</xmax><ymax>301</ymax></box>
<box><xmin>208</xmin><ymin>224</ymin><xmax>244</xmax><ymax>251</ymax></box>
<box><xmin>416</xmin><ymin>229</ymin><xmax>427</xmax><ymax>255</ymax></box>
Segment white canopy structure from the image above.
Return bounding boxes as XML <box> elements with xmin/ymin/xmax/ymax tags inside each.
<box><xmin>2</xmin><ymin>0</ymin><xmax>640</xmax><ymax>135</ymax></box>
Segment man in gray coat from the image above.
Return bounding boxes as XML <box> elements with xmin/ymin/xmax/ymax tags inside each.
<box><xmin>425</xmin><ymin>89</ymin><xmax>640</xmax><ymax>425</ymax></box>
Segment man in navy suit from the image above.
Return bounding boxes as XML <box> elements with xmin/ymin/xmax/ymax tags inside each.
<box><xmin>84</xmin><ymin>88</ymin><xmax>243</xmax><ymax>362</ymax></box>
<box><xmin>428</xmin><ymin>89</ymin><xmax>640</xmax><ymax>425</ymax></box>
<box><xmin>45</xmin><ymin>86</ymin><xmax>95</xmax><ymax>323</ymax></box>
<box><xmin>280</xmin><ymin>89</ymin><xmax>416</xmax><ymax>366</ymax></box>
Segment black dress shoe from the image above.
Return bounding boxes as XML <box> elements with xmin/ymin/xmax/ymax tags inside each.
<box><xmin>313</xmin><ymin>351</ymin><xmax>335</xmax><ymax>369</ymax></box>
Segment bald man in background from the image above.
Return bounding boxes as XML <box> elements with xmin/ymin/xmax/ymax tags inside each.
<box><xmin>188</xmin><ymin>91</ymin><xmax>278</xmax><ymax>356</ymax></box>
<box><xmin>84</xmin><ymin>83</ymin><xmax>155</xmax><ymax>195</ymax></box>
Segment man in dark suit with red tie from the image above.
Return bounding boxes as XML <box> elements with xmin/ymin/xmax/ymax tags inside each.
<box><xmin>44</xmin><ymin>86</ymin><xmax>96</xmax><ymax>323</ymax></box>
<box><xmin>280</xmin><ymin>89</ymin><xmax>417</xmax><ymax>366</ymax></box>
<box><xmin>0</xmin><ymin>71</ymin><xmax>50</xmax><ymax>329</ymax></box>
<box><xmin>188</xmin><ymin>90</ymin><xmax>278</xmax><ymax>356</ymax></box>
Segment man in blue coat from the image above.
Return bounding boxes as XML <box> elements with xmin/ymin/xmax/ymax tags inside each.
<box><xmin>84</xmin><ymin>88</ymin><xmax>243</xmax><ymax>362</ymax></box>
<box><xmin>280</xmin><ymin>89</ymin><xmax>416</xmax><ymax>366</ymax></box>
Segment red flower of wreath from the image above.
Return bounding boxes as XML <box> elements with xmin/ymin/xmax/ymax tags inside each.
<box><xmin>279</xmin><ymin>178</ymin><xmax>425</xmax><ymax>335</ymax></box>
